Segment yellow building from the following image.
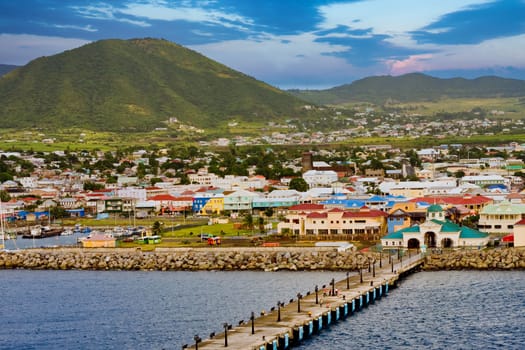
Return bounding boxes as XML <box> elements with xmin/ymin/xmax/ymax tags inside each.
<box><xmin>81</xmin><ymin>234</ymin><xmax>117</xmax><ymax>248</ymax></box>
<box><xmin>199</xmin><ymin>196</ymin><xmax>224</xmax><ymax>215</ymax></box>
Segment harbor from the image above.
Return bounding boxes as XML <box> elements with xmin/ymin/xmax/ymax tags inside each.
<box><xmin>188</xmin><ymin>252</ymin><xmax>424</xmax><ymax>350</ymax></box>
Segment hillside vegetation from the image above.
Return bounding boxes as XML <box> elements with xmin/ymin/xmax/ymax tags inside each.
<box><xmin>289</xmin><ymin>73</ymin><xmax>525</xmax><ymax>105</ymax></box>
<box><xmin>0</xmin><ymin>38</ymin><xmax>306</xmax><ymax>131</ymax></box>
<box><xmin>0</xmin><ymin>64</ymin><xmax>18</xmax><ymax>76</ymax></box>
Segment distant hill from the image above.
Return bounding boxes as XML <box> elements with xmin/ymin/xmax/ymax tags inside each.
<box><xmin>289</xmin><ymin>73</ymin><xmax>525</xmax><ymax>105</ymax></box>
<box><xmin>0</xmin><ymin>38</ymin><xmax>305</xmax><ymax>131</ymax></box>
<box><xmin>0</xmin><ymin>64</ymin><xmax>18</xmax><ymax>76</ymax></box>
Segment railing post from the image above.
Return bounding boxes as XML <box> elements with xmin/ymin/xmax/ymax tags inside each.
<box><xmin>251</xmin><ymin>312</ymin><xmax>255</xmax><ymax>334</ymax></box>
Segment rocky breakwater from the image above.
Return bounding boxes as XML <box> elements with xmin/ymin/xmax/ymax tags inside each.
<box><xmin>0</xmin><ymin>248</ymin><xmax>378</xmax><ymax>271</ymax></box>
<box><xmin>423</xmin><ymin>248</ymin><xmax>525</xmax><ymax>270</ymax></box>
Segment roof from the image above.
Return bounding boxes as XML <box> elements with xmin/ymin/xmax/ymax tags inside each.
<box><xmin>459</xmin><ymin>226</ymin><xmax>489</xmax><ymax>239</ymax></box>
<box><xmin>342</xmin><ymin>209</ymin><xmax>388</xmax><ymax>218</ymax></box>
<box><xmin>289</xmin><ymin>203</ymin><xmax>325</xmax><ymax>211</ymax></box>
<box><xmin>149</xmin><ymin>194</ymin><xmax>178</xmax><ymax>201</ymax></box>
<box><xmin>307</xmin><ymin>212</ymin><xmax>328</xmax><ymax>219</ymax></box>
<box><xmin>382</xmin><ymin>226</ymin><xmax>420</xmax><ymax>239</ymax></box>
<box><xmin>410</xmin><ymin>195</ymin><xmax>492</xmax><ymax>206</ymax></box>
<box><xmin>427</xmin><ymin>204</ymin><xmax>443</xmax><ymax>213</ymax></box>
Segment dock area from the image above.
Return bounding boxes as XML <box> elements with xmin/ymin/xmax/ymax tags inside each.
<box><xmin>185</xmin><ymin>252</ymin><xmax>424</xmax><ymax>350</ymax></box>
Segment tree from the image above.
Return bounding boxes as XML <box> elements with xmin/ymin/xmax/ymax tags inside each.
<box><xmin>289</xmin><ymin>177</ymin><xmax>309</xmax><ymax>192</ymax></box>
<box><xmin>264</xmin><ymin>207</ymin><xmax>274</xmax><ymax>218</ymax></box>
<box><xmin>50</xmin><ymin>205</ymin><xmax>68</xmax><ymax>220</ymax></box>
<box><xmin>0</xmin><ymin>190</ymin><xmax>11</xmax><ymax>203</ymax></box>
<box><xmin>258</xmin><ymin>216</ymin><xmax>265</xmax><ymax>232</ymax></box>
<box><xmin>152</xmin><ymin>221</ymin><xmax>163</xmax><ymax>235</ymax></box>
<box><xmin>243</xmin><ymin>213</ymin><xmax>254</xmax><ymax>230</ymax></box>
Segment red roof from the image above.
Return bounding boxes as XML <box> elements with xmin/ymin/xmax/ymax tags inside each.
<box><xmin>150</xmin><ymin>194</ymin><xmax>178</xmax><ymax>201</ymax></box>
<box><xmin>514</xmin><ymin>219</ymin><xmax>525</xmax><ymax>226</ymax></box>
<box><xmin>289</xmin><ymin>203</ymin><xmax>325</xmax><ymax>211</ymax></box>
<box><xmin>342</xmin><ymin>209</ymin><xmax>388</xmax><ymax>218</ymax></box>
<box><xmin>307</xmin><ymin>212</ymin><xmax>328</xmax><ymax>219</ymax></box>
<box><xmin>173</xmin><ymin>196</ymin><xmax>194</xmax><ymax>201</ymax></box>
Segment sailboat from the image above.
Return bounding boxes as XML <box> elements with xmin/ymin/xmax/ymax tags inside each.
<box><xmin>0</xmin><ymin>199</ymin><xmax>5</xmax><ymax>250</ymax></box>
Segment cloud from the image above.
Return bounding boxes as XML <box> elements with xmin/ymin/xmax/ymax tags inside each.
<box><xmin>0</xmin><ymin>34</ymin><xmax>90</xmax><ymax>65</ymax></box>
<box><xmin>383</xmin><ymin>33</ymin><xmax>525</xmax><ymax>75</ymax></box>
<box><xmin>317</xmin><ymin>0</ymin><xmax>494</xmax><ymax>46</ymax></box>
<box><xmin>71</xmin><ymin>1</ymin><xmax>254</xmax><ymax>32</ymax></box>
<box><xmin>190</xmin><ymin>31</ymin><xmax>370</xmax><ymax>89</ymax></box>
<box><xmin>71</xmin><ymin>3</ymin><xmax>151</xmax><ymax>27</ymax></box>
<box><xmin>52</xmin><ymin>24</ymin><xmax>98</xmax><ymax>32</ymax></box>
<box><xmin>385</xmin><ymin>54</ymin><xmax>434</xmax><ymax>75</ymax></box>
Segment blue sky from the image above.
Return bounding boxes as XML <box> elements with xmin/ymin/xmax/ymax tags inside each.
<box><xmin>1</xmin><ymin>0</ymin><xmax>524</xmax><ymax>89</ymax></box>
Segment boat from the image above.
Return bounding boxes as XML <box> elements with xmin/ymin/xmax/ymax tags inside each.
<box><xmin>22</xmin><ymin>225</ymin><xmax>64</xmax><ymax>239</ymax></box>
<box><xmin>0</xmin><ymin>200</ymin><xmax>5</xmax><ymax>250</ymax></box>
<box><xmin>61</xmin><ymin>229</ymin><xmax>74</xmax><ymax>236</ymax></box>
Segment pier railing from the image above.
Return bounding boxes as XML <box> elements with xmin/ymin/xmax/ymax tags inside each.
<box><xmin>185</xmin><ymin>251</ymin><xmax>424</xmax><ymax>350</ymax></box>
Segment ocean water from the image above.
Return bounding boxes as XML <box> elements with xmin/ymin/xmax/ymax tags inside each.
<box><xmin>296</xmin><ymin>270</ymin><xmax>525</xmax><ymax>350</ymax></box>
<box><xmin>0</xmin><ymin>269</ymin><xmax>346</xmax><ymax>349</ymax></box>
<box><xmin>0</xmin><ymin>269</ymin><xmax>523</xmax><ymax>349</ymax></box>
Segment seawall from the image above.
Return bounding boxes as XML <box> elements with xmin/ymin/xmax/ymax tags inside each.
<box><xmin>423</xmin><ymin>248</ymin><xmax>525</xmax><ymax>270</ymax></box>
<box><xmin>1</xmin><ymin>247</ymin><xmax>524</xmax><ymax>271</ymax></box>
<box><xmin>0</xmin><ymin>247</ymin><xmax>378</xmax><ymax>271</ymax></box>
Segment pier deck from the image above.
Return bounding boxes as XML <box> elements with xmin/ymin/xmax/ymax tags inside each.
<box><xmin>187</xmin><ymin>252</ymin><xmax>424</xmax><ymax>350</ymax></box>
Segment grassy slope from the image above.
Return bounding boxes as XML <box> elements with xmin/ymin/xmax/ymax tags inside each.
<box><xmin>0</xmin><ymin>38</ymin><xmax>305</xmax><ymax>131</ymax></box>
<box><xmin>290</xmin><ymin>73</ymin><xmax>525</xmax><ymax>105</ymax></box>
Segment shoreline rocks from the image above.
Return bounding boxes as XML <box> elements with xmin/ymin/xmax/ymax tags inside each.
<box><xmin>1</xmin><ymin>247</ymin><xmax>524</xmax><ymax>271</ymax></box>
<box><xmin>0</xmin><ymin>247</ymin><xmax>378</xmax><ymax>272</ymax></box>
<box><xmin>423</xmin><ymin>248</ymin><xmax>525</xmax><ymax>270</ymax></box>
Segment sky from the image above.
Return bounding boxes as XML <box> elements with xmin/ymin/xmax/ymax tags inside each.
<box><xmin>1</xmin><ymin>0</ymin><xmax>525</xmax><ymax>89</ymax></box>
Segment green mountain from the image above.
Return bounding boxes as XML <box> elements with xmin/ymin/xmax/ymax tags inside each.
<box><xmin>0</xmin><ymin>38</ymin><xmax>305</xmax><ymax>131</ymax></box>
<box><xmin>0</xmin><ymin>64</ymin><xmax>19</xmax><ymax>77</ymax></box>
<box><xmin>289</xmin><ymin>73</ymin><xmax>525</xmax><ymax>105</ymax></box>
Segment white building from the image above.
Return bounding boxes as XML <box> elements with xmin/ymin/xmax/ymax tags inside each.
<box><xmin>381</xmin><ymin>204</ymin><xmax>489</xmax><ymax>250</ymax></box>
<box><xmin>302</xmin><ymin>170</ymin><xmax>338</xmax><ymax>188</ymax></box>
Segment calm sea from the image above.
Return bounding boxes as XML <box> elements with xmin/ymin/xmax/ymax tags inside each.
<box><xmin>1</xmin><ymin>269</ymin><xmax>523</xmax><ymax>349</ymax></box>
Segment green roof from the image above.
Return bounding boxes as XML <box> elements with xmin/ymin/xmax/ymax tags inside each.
<box><xmin>427</xmin><ymin>204</ymin><xmax>443</xmax><ymax>213</ymax></box>
<box><xmin>459</xmin><ymin>226</ymin><xmax>489</xmax><ymax>239</ymax></box>
<box><xmin>431</xmin><ymin>219</ymin><xmax>460</xmax><ymax>232</ymax></box>
<box><xmin>383</xmin><ymin>225</ymin><xmax>419</xmax><ymax>239</ymax></box>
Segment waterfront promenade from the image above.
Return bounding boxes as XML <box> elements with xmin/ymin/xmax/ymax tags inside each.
<box><xmin>188</xmin><ymin>252</ymin><xmax>424</xmax><ymax>350</ymax></box>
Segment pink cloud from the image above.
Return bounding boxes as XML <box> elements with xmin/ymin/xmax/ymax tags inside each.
<box><xmin>385</xmin><ymin>54</ymin><xmax>433</xmax><ymax>75</ymax></box>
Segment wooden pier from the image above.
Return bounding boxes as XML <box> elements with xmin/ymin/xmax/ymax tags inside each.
<box><xmin>185</xmin><ymin>252</ymin><xmax>425</xmax><ymax>350</ymax></box>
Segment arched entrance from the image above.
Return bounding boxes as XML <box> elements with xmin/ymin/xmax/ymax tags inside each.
<box><xmin>441</xmin><ymin>238</ymin><xmax>453</xmax><ymax>248</ymax></box>
<box><xmin>407</xmin><ymin>238</ymin><xmax>420</xmax><ymax>249</ymax></box>
<box><xmin>424</xmin><ymin>232</ymin><xmax>437</xmax><ymax>248</ymax></box>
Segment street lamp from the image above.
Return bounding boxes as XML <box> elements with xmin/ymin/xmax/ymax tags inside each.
<box><xmin>331</xmin><ymin>278</ymin><xmax>335</xmax><ymax>296</ymax></box>
<box><xmin>346</xmin><ymin>272</ymin><xmax>350</xmax><ymax>289</ymax></box>
<box><xmin>223</xmin><ymin>323</ymin><xmax>230</xmax><ymax>347</ymax></box>
<box><xmin>194</xmin><ymin>335</ymin><xmax>202</xmax><ymax>350</ymax></box>
<box><xmin>251</xmin><ymin>312</ymin><xmax>255</xmax><ymax>335</ymax></box>
<box><xmin>297</xmin><ymin>293</ymin><xmax>302</xmax><ymax>313</ymax></box>
<box><xmin>315</xmin><ymin>285</ymin><xmax>319</xmax><ymax>304</ymax></box>
<box><xmin>359</xmin><ymin>265</ymin><xmax>363</xmax><ymax>283</ymax></box>
<box><xmin>277</xmin><ymin>301</ymin><xmax>282</xmax><ymax>322</ymax></box>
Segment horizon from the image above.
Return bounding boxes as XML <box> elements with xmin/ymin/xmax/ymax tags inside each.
<box><xmin>1</xmin><ymin>1</ymin><xmax>525</xmax><ymax>89</ymax></box>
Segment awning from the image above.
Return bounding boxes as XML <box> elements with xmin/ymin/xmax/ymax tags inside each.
<box><xmin>502</xmin><ymin>234</ymin><xmax>514</xmax><ymax>242</ymax></box>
